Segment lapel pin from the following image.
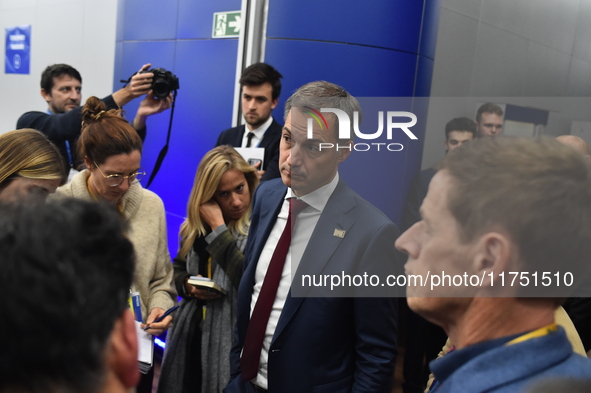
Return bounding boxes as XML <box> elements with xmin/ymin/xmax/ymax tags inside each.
<box><xmin>333</xmin><ymin>229</ymin><xmax>346</xmax><ymax>238</ymax></box>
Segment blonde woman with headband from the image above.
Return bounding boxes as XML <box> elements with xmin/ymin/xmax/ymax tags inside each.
<box><xmin>0</xmin><ymin>129</ymin><xmax>66</xmax><ymax>202</ymax></box>
<box><xmin>158</xmin><ymin>145</ymin><xmax>259</xmax><ymax>393</ymax></box>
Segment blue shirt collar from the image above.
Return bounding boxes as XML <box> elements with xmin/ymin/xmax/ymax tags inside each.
<box><xmin>430</xmin><ymin>333</ymin><xmax>521</xmax><ymax>388</ymax></box>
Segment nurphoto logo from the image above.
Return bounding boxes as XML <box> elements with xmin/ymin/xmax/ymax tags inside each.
<box><xmin>304</xmin><ymin>106</ymin><xmax>418</xmax><ymax>152</ymax></box>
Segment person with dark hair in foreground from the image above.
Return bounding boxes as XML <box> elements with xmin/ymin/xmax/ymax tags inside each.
<box><xmin>0</xmin><ymin>199</ymin><xmax>139</xmax><ymax>393</ymax></box>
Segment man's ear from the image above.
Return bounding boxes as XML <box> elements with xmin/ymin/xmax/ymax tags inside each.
<box><xmin>271</xmin><ymin>97</ymin><xmax>279</xmax><ymax>110</ymax></box>
<box><xmin>106</xmin><ymin>309</ymin><xmax>139</xmax><ymax>389</ymax></box>
<box><xmin>472</xmin><ymin>231</ymin><xmax>513</xmax><ymax>288</ymax></box>
<box><xmin>41</xmin><ymin>88</ymin><xmax>52</xmax><ymax>103</ymax></box>
<box><xmin>336</xmin><ymin>140</ymin><xmax>353</xmax><ymax>163</ymax></box>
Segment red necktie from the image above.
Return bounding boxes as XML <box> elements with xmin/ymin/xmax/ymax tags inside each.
<box><xmin>241</xmin><ymin>198</ymin><xmax>308</xmax><ymax>381</ymax></box>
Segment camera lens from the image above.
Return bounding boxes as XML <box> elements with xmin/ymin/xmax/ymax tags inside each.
<box><xmin>137</xmin><ymin>67</ymin><xmax>178</xmax><ymax>99</ymax></box>
<box><xmin>152</xmin><ymin>77</ymin><xmax>171</xmax><ymax>99</ymax></box>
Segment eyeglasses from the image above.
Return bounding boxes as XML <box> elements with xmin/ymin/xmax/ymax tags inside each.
<box><xmin>93</xmin><ymin>161</ymin><xmax>146</xmax><ymax>187</ymax></box>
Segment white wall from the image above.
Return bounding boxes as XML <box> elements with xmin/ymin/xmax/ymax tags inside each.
<box><xmin>430</xmin><ymin>0</ymin><xmax>591</xmax><ymax>97</ymax></box>
<box><xmin>421</xmin><ymin>0</ymin><xmax>591</xmax><ymax>169</ymax></box>
<box><xmin>0</xmin><ymin>0</ymin><xmax>117</xmax><ymax>134</ymax></box>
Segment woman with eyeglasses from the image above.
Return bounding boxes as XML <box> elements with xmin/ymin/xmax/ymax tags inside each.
<box><xmin>157</xmin><ymin>145</ymin><xmax>259</xmax><ymax>393</ymax></box>
<box><xmin>0</xmin><ymin>129</ymin><xmax>66</xmax><ymax>203</ymax></box>
<box><xmin>53</xmin><ymin>96</ymin><xmax>177</xmax><ymax>390</ymax></box>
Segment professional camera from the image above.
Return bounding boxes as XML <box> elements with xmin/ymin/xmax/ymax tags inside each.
<box><xmin>140</xmin><ymin>67</ymin><xmax>180</xmax><ymax>99</ymax></box>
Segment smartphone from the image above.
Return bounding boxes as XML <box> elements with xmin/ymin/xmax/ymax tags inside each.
<box><xmin>248</xmin><ymin>158</ymin><xmax>262</xmax><ymax>168</ymax></box>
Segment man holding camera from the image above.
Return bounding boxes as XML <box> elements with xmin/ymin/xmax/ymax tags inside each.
<box><xmin>216</xmin><ymin>62</ymin><xmax>283</xmax><ymax>181</ymax></box>
<box><xmin>17</xmin><ymin>63</ymin><xmax>172</xmax><ymax>172</ymax></box>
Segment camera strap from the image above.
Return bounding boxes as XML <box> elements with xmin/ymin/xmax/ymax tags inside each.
<box><xmin>145</xmin><ymin>89</ymin><xmax>177</xmax><ymax>189</ymax></box>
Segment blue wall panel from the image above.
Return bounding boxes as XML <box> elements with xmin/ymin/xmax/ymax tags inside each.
<box><xmin>166</xmin><ymin>213</ymin><xmax>186</xmax><ymax>261</ymax></box>
<box><xmin>418</xmin><ymin>0</ymin><xmax>442</xmax><ymax>61</ymax></box>
<box><xmin>122</xmin><ymin>0</ymin><xmax>179</xmax><ymax>41</ymax></box>
<box><xmin>115</xmin><ymin>0</ymin><xmax>441</xmax><ymax>248</ymax></box>
<box><xmin>117</xmin><ymin>39</ymin><xmax>238</xmax><ymax>257</ymax></box>
<box><xmin>177</xmin><ymin>0</ymin><xmax>242</xmax><ymax>39</ymax></box>
<box><xmin>266</xmin><ymin>39</ymin><xmax>419</xmax><ymax>127</ymax></box>
<box><xmin>117</xmin><ymin>41</ymin><xmax>177</xmax><ymax>192</ymax></box>
<box><xmin>147</xmin><ymin>39</ymin><xmax>239</xmax><ymax>222</ymax></box>
<box><xmin>415</xmin><ymin>57</ymin><xmax>435</xmax><ymax>97</ymax></box>
<box><xmin>264</xmin><ymin>40</ymin><xmax>425</xmax><ymax>224</ymax></box>
<box><xmin>267</xmin><ymin>0</ymin><xmax>424</xmax><ymax>53</ymax></box>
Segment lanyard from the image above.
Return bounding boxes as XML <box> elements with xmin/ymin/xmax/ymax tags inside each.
<box><xmin>47</xmin><ymin>108</ymin><xmax>74</xmax><ymax>167</ymax></box>
<box><xmin>430</xmin><ymin>325</ymin><xmax>558</xmax><ymax>392</ymax></box>
<box><xmin>505</xmin><ymin>323</ymin><xmax>558</xmax><ymax>346</ymax></box>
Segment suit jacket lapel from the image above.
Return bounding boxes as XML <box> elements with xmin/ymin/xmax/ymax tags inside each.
<box><xmin>242</xmin><ymin>184</ymin><xmax>287</xmax><ymax>297</ymax></box>
<box><xmin>258</xmin><ymin>119</ymin><xmax>280</xmax><ymax>148</ymax></box>
<box><xmin>233</xmin><ymin>125</ymin><xmax>246</xmax><ymax>146</ymax></box>
<box><xmin>273</xmin><ymin>180</ymin><xmax>356</xmax><ymax>343</ymax></box>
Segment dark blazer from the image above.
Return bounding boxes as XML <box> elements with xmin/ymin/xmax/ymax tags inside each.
<box><xmin>216</xmin><ymin>119</ymin><xmax>282</xmax><ymax>181</ymax></box>
<box><xmin>225</xmin><ymin>178</ymin><xmax>400</xmax><ymax>393</ymax></box>
<box><xmin>401</xmin><ymin>167</ymin><xmax>436</xmax><ymax>232</ymax></box>
<box><xmin>16</xmin><ymin>95</ymin><xmax>146</xmax><ymax>169</ymax></box>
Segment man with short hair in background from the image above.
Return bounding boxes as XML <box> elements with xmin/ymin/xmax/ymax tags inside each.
<box><xmin>475</xmin><ymin>102</ymin><xmax>504</xmax><ymax>137</ymax></box>
<box><xmin>0</xmin><ymin>199</ymin><xmax>139</xmax><ymax>393</ymax></box>
<box><xmin>216</xmin><ymin>62</ymin><xmax>283</xmax><ymax>181</ymax></box>
<box><xmin>402</xmin><ymin>117</ymin><xmax>476</xmax><ymax>229</ymax></box>
<box><xmin>396</xmin><ymin>137</ymin><xmax>591</xmax><ymax>392</ymax></box>
<box><xmin>40</xmin><ymin>63</ymin><xmax>83</xmax><ymax>114</ymax></box>
<box><xmin>17</xmin><ymin>63</ymin><xmax>171</xmax><ymax>170</ymax></box>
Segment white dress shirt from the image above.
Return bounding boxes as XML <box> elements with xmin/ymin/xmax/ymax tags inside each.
<box><xmin>249</xmin><ymin>173</ymin><xmax>340</xmax><ymax>389</ymax></box>
<box><xmin>241</xmin><ymin>116</ymin><xmax>273</xmax><ymax>147</ymax></box>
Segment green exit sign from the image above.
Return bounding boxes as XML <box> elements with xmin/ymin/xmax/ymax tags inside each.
<box><xmin>212</xmin><ymin>11</ymin><xmax>241</xmax><ymax>38</ymax></box>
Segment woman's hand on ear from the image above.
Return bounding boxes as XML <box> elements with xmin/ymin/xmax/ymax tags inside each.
<box><xmin>200</xmin><ymin>200</ymin><xmax>225</xmax><ymax>230</ymax></box>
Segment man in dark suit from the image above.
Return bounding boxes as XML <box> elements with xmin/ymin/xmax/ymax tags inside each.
<box><xmin>216</xmin><ymin>63</ymin><xmax>283</xmax><ymax>181</ymax></box>
<box><xmin>225</xmin><ymin>81</ymin><xmax>400</xmax><ymax>393</ymax></box>
<box><xmin>403</xmin><ymin>117</ymin><xmax>475</xmax><ymax>229</ymax></box>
